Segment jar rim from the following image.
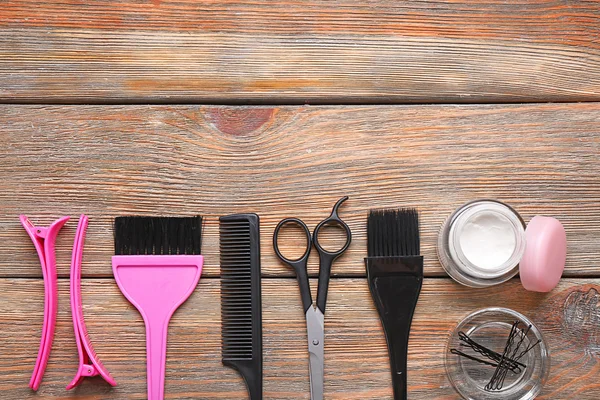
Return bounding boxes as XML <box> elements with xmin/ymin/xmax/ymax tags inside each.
<box><xmin>437</xmin><ymin>199</ymin><xmax>527</xmax><ymax>287</ymax></box>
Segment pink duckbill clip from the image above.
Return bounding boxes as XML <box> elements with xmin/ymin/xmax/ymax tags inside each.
<box><xmin>67</xmin><ymin>215</ymin><xmax>117</xmax><ymax>389</ymax></box>
<box><xmin>20</xmin><ymin>215</ymin><xmax>69</xmax><ymax>391</ymax></box>
<box><xmin>112</xmin><ymin>255</ymin><xmax>203</xmax><ymax>400</ymax></box>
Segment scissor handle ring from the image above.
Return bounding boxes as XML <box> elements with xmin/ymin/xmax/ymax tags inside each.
<box><xmin>273</xmin><ymin>218</ymin><xmax>312</xmax><ymax>264</ymax></box>
<box><xmin>313</xmin><ymin>218</ymin><xmax>352</xmax><ymax>257</ymax></box>
<box><xmin>313</xmin><ymin>196</ymin><xmax>352</xmax><ymax>257</ymax></box>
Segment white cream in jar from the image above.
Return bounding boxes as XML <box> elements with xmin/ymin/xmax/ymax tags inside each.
<box><xmin>438</xmin><ymin>200</ymin><xmax>526</xmax><ymax>287</ymax></box>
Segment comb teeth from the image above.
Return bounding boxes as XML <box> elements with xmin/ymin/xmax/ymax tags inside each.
<box><xmin>367</xmin><ymin>208</ymin><xmax>420</xmax><ymax>257</ymax></box>
<box><xmin>113</xmin><ymin>216</ymin><xmax>202</xmax><ymax>255</ymax></box>
<box><xmin>220</xmin><ymin>214</ymin><xmax>261</xmax><ymax>361</ymax></box>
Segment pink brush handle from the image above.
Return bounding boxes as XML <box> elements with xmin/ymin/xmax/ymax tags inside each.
<box><xmin>113</xmin><ymin>255</ymin><xmax>203</xmax><ymax>400</ymax></box>
<box><xmin>20</xmin><ymin>215</ymin><xmax>69</xmax><ymax>391</ymax></box>
<box><xmin>145</xmin><ymin>310</ymin><xmax>171</xmax><ymax>400</ymax></box>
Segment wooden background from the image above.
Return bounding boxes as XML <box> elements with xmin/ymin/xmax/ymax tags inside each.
<box><xmin>1</xmin><ymin>1</ymin><xmax>600</xmax><ymax>399</ymax></box>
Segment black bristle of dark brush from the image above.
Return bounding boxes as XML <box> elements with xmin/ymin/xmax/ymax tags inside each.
<box><xmin>219</xmin><ymin>213</ymin><xmax>262</xmax><ymax>400</ymax></box>
<box><xmin>113</xmin><ymin>216</ymin><xmax>202</xmax><ymax>255</ymax></box>
<box><xmin>367</xmin><ymin>208</ymin><xmax>419</xmax><ymax>257</ymax></box>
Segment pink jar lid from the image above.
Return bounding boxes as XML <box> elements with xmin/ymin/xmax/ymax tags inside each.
<box><xmin>519</xmin><ymin>216</ymin><xmax>567</xmax><ymax>292</ymax></box>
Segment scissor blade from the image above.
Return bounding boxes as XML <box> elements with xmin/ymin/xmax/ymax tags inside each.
<box><xmin>306</xmin><ymin>307</ymin><xmax>324</xmax><ymax>400</ymax></box>
<box><xmin>309</xmin><ymin>350</ymin><xmax>324</xmax><ymax>400</ymax></box>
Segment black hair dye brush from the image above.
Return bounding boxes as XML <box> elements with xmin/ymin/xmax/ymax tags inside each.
<box><xmin>365</xmin><ymin>209</ymin><xmax>423</xmax><ymax>400</ymax></box>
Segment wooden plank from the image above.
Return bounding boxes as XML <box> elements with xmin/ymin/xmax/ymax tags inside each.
<box><xmin>1</xmin><ymin>1</ymin><xmax>599</xmax><ymax>102</ymax></box>
<box><xmin>1</xmin><ymin>104</ymin><xmax>599</xmax><ymax>278</ymax></box>
<box><xmin>0</xmin><ymin>277</ymin><xmax>598</xmax><ymax>399</ymax></box>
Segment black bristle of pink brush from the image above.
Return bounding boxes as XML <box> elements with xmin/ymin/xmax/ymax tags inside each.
<box><xmin>114</xmin><ymin>216</ymin><xmax>202</xmax><ymax>255</ymax></box>
<box><xmin>365</xmin><ymin>208</ymin><xmax>423</xmax><ymax>400</ymax></box>
<box><xmin>220</xmin><ymin>213</ymin><xmax>263</xmax><ymax>400</ymax></box>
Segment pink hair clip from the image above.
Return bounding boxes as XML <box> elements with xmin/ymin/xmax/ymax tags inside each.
<box><xmin>67</xmin><ymin>215</ymin><xmax>116</xmax><ymax>389</ymax></box>
<box><xmin>20</xmin><ymin>215</ymin><xmax>70</xmax><ymax>391</ymax></box>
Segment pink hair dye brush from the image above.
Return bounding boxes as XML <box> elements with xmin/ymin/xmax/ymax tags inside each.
<box><xmin>20</xmin><ymin>215</ymin><xmax>69</xmax><ymax>391</ymax></box>
<box><xmin>67</xmin><ymin>214</ymin><xmax>117</xmax><ymax>390</ymax></box>
<box><xmin>112</xmin><ymin>216</ymin><xmax>203</xmax><ymax>400</ymax></box>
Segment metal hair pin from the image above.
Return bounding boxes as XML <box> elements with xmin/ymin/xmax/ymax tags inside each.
<box><xmin>450</xmin><ymin>321</ymin><xmax>542</xmax><ymax>392</ymax></box>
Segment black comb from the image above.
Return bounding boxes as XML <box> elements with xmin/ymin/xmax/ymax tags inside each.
<box><xmin>114</xmin><ymin>216</ymin><xmax>202</xmax><ymax>255</ymax></box>
<box><xmin>220</xmin><ymin>213</ymin><xmax>263</xmax><ymax>400</ymax></box>
<box><xmin>365</xmin><ymin>208</ymin><xmax>423</xmax><ymax>400</ymax></box>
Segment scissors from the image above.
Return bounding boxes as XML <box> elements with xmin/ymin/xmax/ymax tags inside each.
<box><xmin>273</xmin><ymin>196</ymin><xmax>352</xmax><ymax>400</ymax></box>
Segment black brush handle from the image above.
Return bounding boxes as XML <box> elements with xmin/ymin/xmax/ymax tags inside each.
<box><xmin>365</xmin><ymin>256</ymin><xmax>423</xmax><ymax>400</ymax></box>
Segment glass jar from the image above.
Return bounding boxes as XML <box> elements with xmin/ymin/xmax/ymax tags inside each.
<box><xmin>438</xmin><ymin>200</ymin><xmax>527</xmax><ymax>288</ymax></box>
<box><xmin>445</xmin><ymin>307</ymin><xmax>550</xmax><ymax>400</ymax></box>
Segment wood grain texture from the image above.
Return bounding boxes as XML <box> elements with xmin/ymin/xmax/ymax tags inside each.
<box><xmin>1</xmin><ymin>278</ymin><xmax>599</xmax><ymax>399</ymax></box>
<box><xmin>1</xmin><ymin>104</ymin><xmax>599</xmax><ymax>278</ymax></box>
<box><xmin>1</xmin><ymin>1</ymin><xmax>599</xmax><ymax>102</ymax></box>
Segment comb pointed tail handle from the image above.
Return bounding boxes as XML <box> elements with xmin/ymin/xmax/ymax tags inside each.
<box><xmin>365</xmin><ymin>256</ymin><xmax>423</xmax><ymax>400</ymax></box>
<box><xmin>223</xmin><ymin>359</ymin><xmax>263</xmax><ymax>400</ymax></box>
<box><xmin>247</xmin><ymin>371</ymin><xmax>263</xmax><ymax>400</ymax></box>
